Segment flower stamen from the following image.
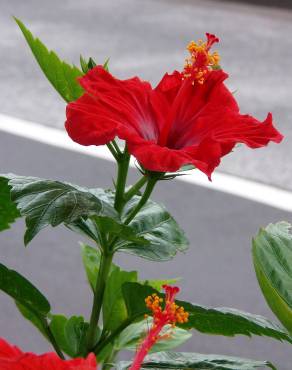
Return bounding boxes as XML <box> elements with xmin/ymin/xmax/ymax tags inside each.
<box><xmin>183</xmin><ymin>32</ymin><xmax>220</xmax><ymax>84</ymax></box>
<box><xmin>129</xmin><ymin>285</ymin><xmax>188</xmax><ymax>370</ymax></box>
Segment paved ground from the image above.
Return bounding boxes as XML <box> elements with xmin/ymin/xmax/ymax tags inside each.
<box><xmin>1</xmin><ymin>0</ymin><xmax>292</xmax><ymax>189</ymax></box>
<box><xmin>0</xmin><ymin>132</ymin><xmax>291</xmax><ymax>368</ymax></box>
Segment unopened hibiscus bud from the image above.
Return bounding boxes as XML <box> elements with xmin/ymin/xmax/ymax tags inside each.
<box><xmin>129</xmin><ymin>285</ymin><xmax>188</xmax><ymax>370</ymax></box>
<box><xmin>183</xmin><ymin>32</ymin><xmax>220</xmax><ymax>84</ymax></box>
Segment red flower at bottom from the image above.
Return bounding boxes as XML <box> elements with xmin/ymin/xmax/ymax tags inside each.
<box><xmin>0</xmin><ymin>338</ymin><xmax>97</xmax><ymax>370</ymax></box>
<box><xmin>65</xmin><ymin>34</ymin><xmax>283</xmax><ymax>179</ymax></box>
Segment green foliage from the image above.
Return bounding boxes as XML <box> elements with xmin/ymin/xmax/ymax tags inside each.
<box><xmin>103</xmin><ymin>265</ymin><xmax>137</xmax><ymax>332</ymax></box>
<box><xmin>81</xmin><ymin>244</ymin><xmax>101</xmax><ymax>291</ymax></box>
<box><xmin>15</xmin><ymin>18</ymin><xmax>83</xmax><ymax>102</ymax></box>
<box><xmin>122</xmin><ymin>282</ymin><xmax>292</xmax><ymax>343</ymax></box>
<box><xmin>118</xmin><ymin>352</ymin><xmax>276</xmax><ymax>370</ymax></box>
<box><xmin>50</xmin><ymin>314</ymin><xmax>91</xmax><ymax>357</ymax></box>
<box><xmin>122</xmin><ymin>282</ymin><xmax>155</xmax><ymax>319</ymax></box>
<box><xmin>0</xmin><ymin>262</ymin><xmax>50</xmax><ymax>315</ymax></box>
<box><xmin>0</xmin><ymin>177</ymin><xmax>20</xmax><ymax>231</ymax></box>
<box><xmin>116</xmin><ymin>196</ymin><xmax>189</xmax><ymax>261</ymax></box>
<box><xmin>253</xmin><ymin>222</ymin><xmax>292</xmax><ymax>333</ymax></box>
<box><xmin>69</xmin><ymin>218</ymin><xmax>101</xmax><ymax>245</ymax></box>
<box><xmin>1</xmin><ymin>174</ymin><xmax>117</xmax><ymax>245</ymax></box>
<box><xmin>80</xmin><ymin>55</ymin><xmax>97</xmax><ymax>73</ymax></box>
<box><xmin>16</xmin><ymin>302</ymin><xmax>48</xmax><ymax>338</ymax></box>
<box><xmin>115</xmin><ymin>318</ymin><xmax>192</xmax><ymax>353</ymax></box>
<box><xmin>94</xmin><ymin>216</ymin><xmax>149</xmax><ymax>245</ymax></box>
<box><xmin>0</xmin><ymin>263</ymin><xmax>53</xmax><ymax>345</ymax></box>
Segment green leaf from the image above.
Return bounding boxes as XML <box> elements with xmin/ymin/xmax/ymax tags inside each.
<box><xmin>68</xmin><ymin>217</ymin><xmax>101</xmax><ymax>244</ymax></box>
<box><xmin>80</xmin><ymin>55</ymin><xmax>97</xmax><ymax>73</ymax></box>
<box><xmin>15</xmin><ymin>18</ymin><xmax>83</xmax><ymax>102</ymax></box>
<box><xmin>1</xmin><ymin>174</ymin><xmax>117</xmax><ymax>245</ymax></box>
<box><xmin>68</xmin><ymin>189</ymin><xmax>118</xmax><ymax>244</ymax></box>
<box><xmin>253</xmin><ymin>222</ymin><xmax>292</xmax><ymax>333</ymax></box>
<box><xmin>115</xmin><ymin>318</ymin><xmax>192</xmax><ymax>353</ymax></box>
<box><xmin>65</xmin><ymin>316</ymin><xmax>89</xmax><ymax>357</ymax></box>
<box><xmin>0</xmin><ymin>262</ymin><xmax>50</xmax><ymax>315</ymax></box>
<box><xmin>50</xmin><ymin>315</ymin><xmax>72</xmax><ymax>356</ymax></box>
<box><xmin>116</xmin><ymin>197</ymin><xmax>189</xmax><ymax>261</ymax></box>
<box><xmin>103</xmin><ymin>58</ymin><xmax>110</xmax><ymax>71</ymax></box>
<box><xmin>122</xmin><ymin>282</ymin><xmax>155</xmax><ymax>319</ymax></box>
<box><xmin>118</xmin><ymin>352</ymin><xmax>276</xmax><ymax>370</ymax></box>
<box><xmin>0</xmin><ymin>177</ymin><xmax>20</xmax><ymax>231</ymax></box>
<box><xmin>95</xmin><ymin>216</ymin><xmax>149</xmax><ymax>245</ymax></box>
<box><xmin>81</xmin><ymin>244</ymin><xmax>101</xmax><ymax>291</ymax></box>
<box><xmin>103</xmin><ymin>265</ymin><xmax>137</xmax><ymax>332</ymax></box>
<box><xmin>16</xmin><ymin>302</ymin><xmax>48</xmax><ymax>338</ymax></box>
<box><xmin>122</xmin><ymin>283</ymin><xmax>292</xmax><ymax>344</ymax></box>
<box><xmin>50</xmin><ymin>314</ymin><xmax>91</xmax><ymax>357</ymax></box>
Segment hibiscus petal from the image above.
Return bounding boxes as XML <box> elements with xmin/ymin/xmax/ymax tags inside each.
<box><xmin>182</xmin><ymin>112</ymin><xmax>282</xmax><ymax>179</ymax></box>
<box><xmin>0</xmin><ymin>338</ymin><xmax>97</xmax><ymax>370</ymax></box>
<box><xmin>66</xmin><ymin>94</ymin><xmax>117</xmax><ymax>146</ymax></box>
<box><xmin>213</xmin><ymin>112</ymin><xmax>283</xmax><ymax>147</ymax></box>
<box><xmin>166</xmin><ymin>70</ymin><xmax>239</xmax><ymax>149</ymax></box>
<box><xmin>0</xmin><ymin>338</ymin><xmax>22</xmax><ymax>359</ymax></box>
<box><xmin>127</xmin><ymin>138</ymin><xmax>193</xmax><ymax>173</ymax></box>
<box><xmin>155</xmin><ymin>71</ymin><xmax>182</xmax><ymax>104</ymax></box>
<box><xmin>65</xmin><ymin>66</ymin><xmax>161</xmax><ymax>146</ymax></box>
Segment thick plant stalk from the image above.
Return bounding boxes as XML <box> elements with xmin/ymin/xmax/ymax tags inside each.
<box><xmin>86</xmin><ymin>251</ymin><xmax>114</xmax><ymax>351</ymax></box>
<box><xmin>114</xmin><ymin>150</ymin><xmax>130</xmax><ymax>214</ymax></box>
<box><xmin>124</xmin><ymin>176</ymin><xmax>148</xmax><ymax>202</ymax></box>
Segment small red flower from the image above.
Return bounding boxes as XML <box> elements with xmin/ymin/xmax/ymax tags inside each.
<box><xmin>0</xmin><ymin>338</ymin><xmax>97</xmax><ymax>370</ymax></box>
<box><xmin>129</xmin><ymin>285</ymin><xmax>188</xmax><ymax>370</ymax></box>
<box><xmin>65</xmin><ymin>33</ymin><xmax>283</xmax><ymax>179</ymax></box>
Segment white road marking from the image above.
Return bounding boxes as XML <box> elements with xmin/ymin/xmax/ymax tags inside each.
<box><xmin>0</xmin><ymin>113</ymin><xmax>291</xmax><ymax>212</ymax></box>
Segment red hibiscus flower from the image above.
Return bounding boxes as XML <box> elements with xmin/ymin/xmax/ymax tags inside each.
<box><xmin>0</xmin><ymin>338</ymin><xmax>97</xmax><ymax>370</ymax></box>
<box><xmin>65</xmin><ymin>33</ymin><xmax>283</xmax><ymax>179</ymax></box>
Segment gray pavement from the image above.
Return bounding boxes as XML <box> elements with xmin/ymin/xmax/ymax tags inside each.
<box><xmin>0</xmin><ymin>132</ymin><xmax>291</xmax><ymax>369</ymax></box>
<box><xmin>1</xmin><ymin>0</ymin><xmax>292</xmax><ymax>189</ymax></box>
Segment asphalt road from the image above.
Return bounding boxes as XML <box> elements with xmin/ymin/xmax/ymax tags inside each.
<box><xmin>1</xmin><ymin>0</ymin><xmax>292</xmax><ymax>189</ymax></box>
<box><xmin>0</xmin><ymin>131</ymin><xmax>291</xmax><ymax>369</ymax></box>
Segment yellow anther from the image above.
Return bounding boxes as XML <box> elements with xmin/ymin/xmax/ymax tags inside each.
<box><xmin>183</xmin><ymin>33</ymin><xmax>220</xmax><ymax>84</ymax></box>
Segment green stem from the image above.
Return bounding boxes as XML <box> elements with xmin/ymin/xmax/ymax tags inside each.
<box><xmin>93</xmin><ymin>318</ymin><xmax>134</xmax><ymax>355</ymax></box>
<box><xmin>114</xmin><ymin>150</ymin><xmax>130</xmax><ymax>214</ymax></box>
<box><xmin>42</xmin><ymin>318</ymin><xmax>65</xmax><ymax>359</ymax></box>
<box><xmin>124</xmin><ymin>177</ymin><xmax>157</xmax><ymax>225</ymax></box>
<box><xmin>102</xmin><ymin>349</ymin><xmax>118</xmax><ymax>370</ymax></box>
<box><xmin>106</xmin><ymin>143</ymin><xmax>119</xmax><ymax>161</ymax></box>
<box><xmin>86</xmin><ymin>251</ymin><xmax>114</xmax><ymax>351</ymax></box>
<box><xmin>124</xmin><ymin>176</ymin><xmax>148</xmax><ymax>202</ymax></box>
<box><xmin>111</xmin><ymin>140</ymin><xmax>122</xmax><ymax>156</ymax></box>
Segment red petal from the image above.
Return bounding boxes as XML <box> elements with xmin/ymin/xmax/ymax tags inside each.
<box><xmin>213</xmin><ymin>112</ymin><xmax>283</xmax><ymax>147</ymax></box>
<box><xmin>162</xmin><ymin>70</ymin><xmax>238</xmax><ymax>148</ymax></box>
<box><xmin>66</xmin><ymin>94</ymin><xmax>117</xmax><ymax>146</ymax></box>
<box><xmin>155</xmin><ymin>71</ymin><xmax>182</xmax><ymax>104</ymax></box>
<box><xmin>0</xmin><ymin>338</ymin><xmax>97</xmax><ymax>370</ymax></box>
<box><xmin>0</xmin><ymin>338</ymin><xmax>23</xmax><ymax>359</ymax></box>
<box><xmin>127</xmin><ymin>138</ymin><xmax>193</xmax><ymax>172</ymax></box>
<box><xmin>66</xmin><ymin>66</ymin><xmax>161</xmax><ymax>146</ymax></box>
